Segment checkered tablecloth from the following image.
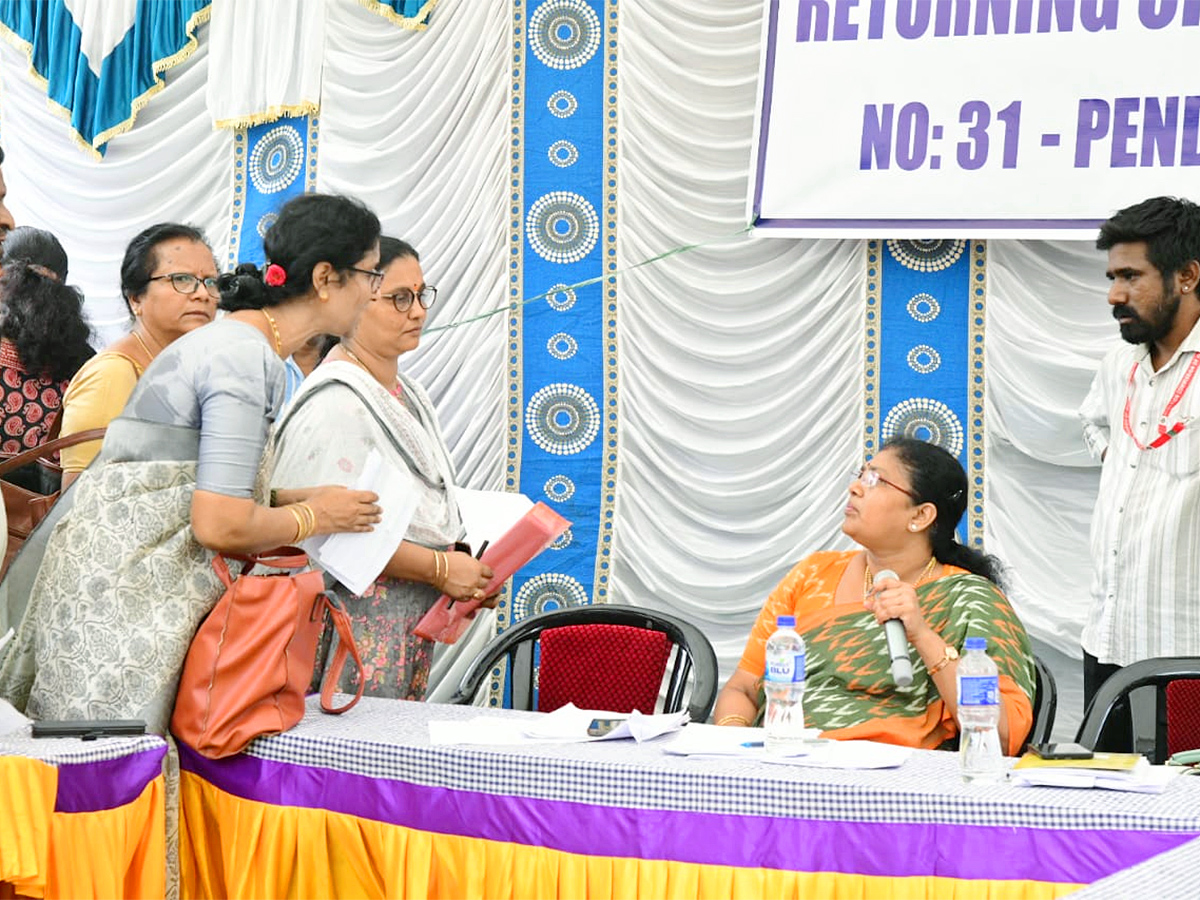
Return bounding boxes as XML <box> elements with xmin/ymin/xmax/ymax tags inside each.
<box><xmin>0</xmin><ymin>726</ymin><xmax>166</xmax><ymax>766</ymax></box>
<box><xmin>236</xmin><ymin>696</ymin><xmax>1200</xmax><ymax>834</ymax></box>
<box><xmin>1067</xmin><ymin>833</ymin><xmax>1200</xmax><ymax>898</ymax></box>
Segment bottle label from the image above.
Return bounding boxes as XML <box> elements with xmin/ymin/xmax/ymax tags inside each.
<box><xmin>958</xmin><ymin>675</ymin><xmax>999</xmax><ymax>706</ymax></box>
<box><xmin>766</xmin><ymin>652</ymin><xmax>805</xmax><ymax>683</ymax></box>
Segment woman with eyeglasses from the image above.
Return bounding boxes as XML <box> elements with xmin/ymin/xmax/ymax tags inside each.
<box><xmin>713</xmin><ymin>436</ymin><xmax>1036</xmax><ymax>754</ymax></box>
<box><xmin>270</xmin><ymin>236</ymin><xmax>493</xmax><ymax>700</ymax></box>
<box><xmin>58</xmin><ymin>223</ymin><xmax>219</xmax><ymax>489</ymax></box>
<box><xmin>0</xmin><ymin>194</ymin><xmax>384</xmax><ymax>733</ymax></box>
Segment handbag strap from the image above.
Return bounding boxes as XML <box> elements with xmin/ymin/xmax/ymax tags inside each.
<box><xmin>218</xmin><ymin>547</ymin><xmax>312</xmax><ymax>578</ymax></box>
<box><xmin>0</xmin><ymin>427</ymin><xmax>107</xmax><ymax>477</ymax></box>
<box><xmin>319</xmin><ymin>594</ymin><xmax>365</xmax><ymax>714</ymax></box>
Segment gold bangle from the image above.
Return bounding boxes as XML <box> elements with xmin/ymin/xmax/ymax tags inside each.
<box><xmin>716</xmin><ymin>714</ymin><xmax>751</xmax><ymax>727</ymax></box>
<box><xmin>286</xmin><ymin>505</ymin><xmax>306</xmax><ymax>543</ymax></box>
<box><xmin>298</xmin><ymin>503</ymin><xmax>318</xmax><ymax>539</ymax></box>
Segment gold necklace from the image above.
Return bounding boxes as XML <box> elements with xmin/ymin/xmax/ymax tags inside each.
<box><xmin>341</xmin><ymin>345</ymin><xmax>399</xmax><ymax>389</ymax></box>
<box><xmin>259</xmin><ymin>308</ymin><xmax>283</xmax><ymax>356</ymax></box>
<box><xmin>131</xmin><ymin>327</ymin><xmax>160</xmax><ymax>365</ymax></box>
<box><xmin>864</xmin><ymin>555</ymin><xmax>939</xmax><ymax>598</ymax></box>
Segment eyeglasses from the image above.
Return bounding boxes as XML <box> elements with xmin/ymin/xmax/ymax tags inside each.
<box><xmin>148</xmin><ymin>272</ymin><xmax>220</xmax><ymax>298</ymax></box>
<box><xmin>382</xmin><ymin>286</ymin><xmax>437</xmax><ymax>313</ymax></box>
<box><xmin>853</xmin><ymin>466</ymin><xmax>918</xmax><ymax>500</ymax></box>
<box><xmin>347</xmin><ymin>266</ymin><xmax>386</xmax><ymax>292</ymax></box>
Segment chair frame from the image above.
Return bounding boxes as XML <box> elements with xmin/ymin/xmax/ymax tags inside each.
<box><xmin>448</xmin><ymin>604</ymin><xmax>719</xmax><ymax>723</ymax></box>
<box><xmin>1075</xmin><ymin>656</ymin><xmax>1200</xmax><ymax>762</ymax></box>
<box><xmin>1026</xmin><ymin>654</ymin><xmax>1057</xmax><ymax>749</ymax></box>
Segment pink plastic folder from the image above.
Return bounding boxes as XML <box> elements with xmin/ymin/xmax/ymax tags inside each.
<box><xmin>414</xmin><ymin>502</ymin><xmax>571</xmax><ymax>644</ymax></box>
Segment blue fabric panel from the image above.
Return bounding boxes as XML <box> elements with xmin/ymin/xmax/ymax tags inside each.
<box><xmin>0</xmin><ymin>0</ymin><xmax>208</xmax><ymax>154</ymax></box>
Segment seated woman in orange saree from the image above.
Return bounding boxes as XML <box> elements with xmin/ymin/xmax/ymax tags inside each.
<box><xmin>714</xmin><ymin>437</ymin><xmax>1036</xmax><ymax>755</ymax></box>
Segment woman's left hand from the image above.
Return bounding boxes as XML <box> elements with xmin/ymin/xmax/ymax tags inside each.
<box><xmin>863</xmin><ymin>575</ymin><xmax>931</xmax><ymax>642</ymax></box>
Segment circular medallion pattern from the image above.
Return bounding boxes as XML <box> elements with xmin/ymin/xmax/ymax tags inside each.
<box><xmin>248</xmin><ymin>125</ymin><xmax>304</xmax><ymax>194</ymax></box>
<box><xmin>512</xmin><ymin>572</ymin><xmax>589</xmax><ymax>621</ymax></box>
<box><xmin>546</xmin><ymin>283</ymin><xmax>577</xmax><ymax>311</ymax></box>
<box><xmin>906</xmin><ymin>292</ymin><xmax>941</xmax><ymax>323</ymax></box>
<box><xmin>529</xmin><ymin>0</ymin><xmax>601</xmax><ymax>70</ymax></box>
<box><xmin>544</xmin><ymin>474</ymin><xmax>576</xmax><ymax>501</ymax></box>
<box><xmin>547</xmin><ymin>331</ymin><xmax>578</xmax><ymax>360</ymax></box>
<box><xmin>550</xmin><ymin>529</ymin><xmax>573</xmax><ymax>550</ymax></box>
<box><xmin>882</xmin><ymin>397</ymin><xmax>964</xmax><ymax>456</ymax></box>
<box><xmin>526</xmin><ymin>192</ymin><xmax>599</xmax><ymax>265</ymax></box>
<box><xmin>906</xmin><ymin>344</ymin><xmax>941</xmax><ymax>374</ymax></box>
<box><xmin>548</xmin><ymin>139</ymin><xmax>579</xmax><ymax>168</ymax></box>
<box><xmin>256</xmin><ymin>212</ymin><xmax>278</xmax><ymax>239</ymax></box>
<box><xmin>526</xmin><ymin>382</ymin><xmax>600</xmax><ymax>456</ymax></box>
<box><xmin>886</xmin><ymin>239</ymin><xmax>966</xmax><ymax>272</ymax></box>
<box><xmin>547</xmin><ymin>90</ymin><xmax>578</xmax><ymax>118</ymax></box>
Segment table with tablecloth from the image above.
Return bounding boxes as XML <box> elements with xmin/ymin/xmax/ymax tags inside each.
<box><xmin>0</xmin><ymin>729</ymin><xmax>167</xmax><ymax>899</ymax></box>
<box><xmin>1065</xmin><ymin>830</ymin><xmax>1200</xmax><ymax>899</ymax></box>
<box><xmin>175</xmin><ymin>697</ymin><xmax>1200</xmax><ymax>899</ymax></box>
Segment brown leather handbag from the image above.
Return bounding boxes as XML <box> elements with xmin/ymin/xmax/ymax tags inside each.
<box><xmin>0</xmin><ymin>421</ymin><xmax>106</xmax><ymax>578</ymax></box>
<box><xmin>171</xmin><ymin>548</ymin><xmax>364</xmax><ymax>759</ymax></box>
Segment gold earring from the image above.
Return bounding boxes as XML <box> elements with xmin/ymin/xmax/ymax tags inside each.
<box><xmin>319</xmin><ymin>291</ymin><xmax>329</xmax><ymax>302</ymax></box>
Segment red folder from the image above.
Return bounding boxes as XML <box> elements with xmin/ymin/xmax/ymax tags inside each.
<box><xmin>413</xmin><ymin>502</ymin><xmax>571</xmax><ymax>644</ymax></box>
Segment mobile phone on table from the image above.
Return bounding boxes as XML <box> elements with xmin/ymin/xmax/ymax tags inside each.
<box><xmin>586</xmin><ymin>717</ymin><xmax>625</xmax><ymax>737</ymax></box>
<box><xmin>31</xmin><ymin>719</ymin><xmax>147</xmax><ymax>740</ymax></box>
<box><xmin>1028</xmin><ymin>741</ymin><xmax>1093</xmax><ymax>760</ymax></box>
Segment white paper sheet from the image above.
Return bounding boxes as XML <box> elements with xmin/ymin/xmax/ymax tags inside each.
<box><xmin>0</xmin><ymin>627</ymin><xmax>13</xmax><ymax>654</ymax></box>
<box><xmin>1008</xmin><ymin>759</ymin><xmax>1184</xmax><ymax>794</ymax></box>
<box><xmin>662</xmin><ymin>724</ymin><xmax>911</xmax><ymax>769</ymax></box>
<box><xmin>0</xmin><ymin>696</ymin><xmax>30</xmax><ymax>736</ymax></box>
<box><xmin>428</xmin><ymin>704</ymin><xmax>689</xmax><ymax>746</ymax></box>
<box><xmin>453</xmin><ymin>488</ymin><xmax>534</xmax><ymax>552</ymax></box>
<box><xmin>304</xmin><ymin>449</ymin><xmax>418</xmax><ymax>595</ymax></box>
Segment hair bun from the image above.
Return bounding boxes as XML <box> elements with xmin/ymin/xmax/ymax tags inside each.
<box><xmin>217</xmin><ymin>266</ymin><xmax>271</xmax><ymax>311</ymax></box>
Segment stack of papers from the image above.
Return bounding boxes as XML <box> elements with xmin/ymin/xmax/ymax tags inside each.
<box><xmin>1008</xmin><ymin>752</ymin><xmax>1184</xmax><ymax>793</ymax></box>
<box><xmin>429</xmin><ymin>703</ymin><xmax>689</xmax><ymax>746</ymax></box>
<box><xmin>662</xmin><ymin>724</ymin><xmax>912</xmax><ymax>769</ymax></box>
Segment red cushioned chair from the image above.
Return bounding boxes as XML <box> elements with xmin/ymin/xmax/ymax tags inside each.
<box><xmin>1075</xmin><ymin>657</ymin><xmax>1200</xmax><ymax>763</ymax></box>
<box><xmin>448</xmin><ymin>604</ymin><xmax>719</xmax><ymax>723</ymax></box>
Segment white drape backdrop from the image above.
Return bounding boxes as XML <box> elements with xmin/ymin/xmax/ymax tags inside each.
<box><xmin>0</xmin><ymin>0</ymin><xmax>1114</xmax><ymax>736</ymax></box>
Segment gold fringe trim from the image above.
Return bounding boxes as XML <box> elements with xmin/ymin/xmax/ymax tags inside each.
<box><xmin>213</xmin><ymin>101</ymin><xmax>320</xmax><ymax>132</ymax></box>
<box><xmin>356</xmin><ymin>0</ymin><xmax>438</xmax><ymax>30</ymax></box>
<box><xmin>0</xmin><ymin>4</ymin><xmax>211</xmax><ymax>158</ymax></box>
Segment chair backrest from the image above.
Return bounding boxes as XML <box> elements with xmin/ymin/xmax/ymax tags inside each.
<box><xmin>1075</xmin><ymin>656</ymin><xmax>1200</xmax><ymax>763</ymax></box>
<box><xmin>448</xmin><ymin>604</ymin><xmax>720</xmax><ymax>723</ymax></box>
<box><xmin>1025</xmin><ymin>654</ymin><xmax>1057</xmax><ymax>750</ymax></box>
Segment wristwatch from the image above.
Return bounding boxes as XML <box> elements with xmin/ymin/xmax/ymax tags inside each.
<box><xmin>928</xmin><ymin>643</ymin><xmax>959</xmax><ymax>676</ymax></box>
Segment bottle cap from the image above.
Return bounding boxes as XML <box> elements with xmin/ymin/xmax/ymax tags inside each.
<box><xmin>776</xmin><ymin>615</ymin><xmax>796</xmax><ymax>628</ymax></box>
<box><xmin>964</xmin><ymin>636</ymin><xmax>986</xmax><ymax>651</ymax></box>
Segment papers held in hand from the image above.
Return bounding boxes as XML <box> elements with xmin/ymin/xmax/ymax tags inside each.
<box><xmin>414</xmin><ymin>501</ymin><xmax>571</xmax><ymax>644</ymax></box>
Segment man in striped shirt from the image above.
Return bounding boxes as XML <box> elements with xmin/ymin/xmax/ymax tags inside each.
<box><xmin>1080</xmin><ymin>196</ymin><xmax>1200</xmax><ymax>752</ymax></box>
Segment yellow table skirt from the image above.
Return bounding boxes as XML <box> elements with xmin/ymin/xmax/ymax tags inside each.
<box><xmin>179</xmin><ymin>772</ymin><xmax>1080</xmax><ymax>900</ymax></box>
<box><xmin>0</xmin><ymin>755</ymin><xmax>165</xmax><ymax>899</ymax></box>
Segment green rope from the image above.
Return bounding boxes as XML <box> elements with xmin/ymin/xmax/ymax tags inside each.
<box><xmin>422</xmin><ymin>223</ymin><xmax>755</xmax><ymax>336</ymax></box>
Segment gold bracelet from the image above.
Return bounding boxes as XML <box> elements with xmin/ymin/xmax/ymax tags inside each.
<box><xmin>927</xmin><ymin>643</ymin><xmax>959</xmax><ymax>676</ymax></box>
<box><xmin>431</xmin><ymin>549</ymin><xmax>445</xmax><ymax>589</ymax></box>
<box><xmin>716</xmin><ymin>714</ymin><xmax>751</xmax><ymax>727</ymax></box>
<box><xmin>286</xmin><ymin>505</ymin><xmax>306</xmax><ymax>543</ymax></box>
<box><xmin>438</xmin><ymin>550</ymin><xmax>449</xmax><ymax>589</ymax></box>
<box><xmin>298</xmin><ymin>503</ymin><xmax>318</xmax><ymax>540</ymax></box>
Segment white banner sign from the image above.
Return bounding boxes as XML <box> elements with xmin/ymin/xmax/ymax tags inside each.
<box><xmin>750</xmin><ymin>0</ymin><xmax>1200</xmax><ymax>238</ymax></box>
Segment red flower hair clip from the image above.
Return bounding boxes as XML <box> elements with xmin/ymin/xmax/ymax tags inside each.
<box><xmin>264</xmin><ymin>263</ymin><xmax>287</xmax><ymax>287</ymax></box>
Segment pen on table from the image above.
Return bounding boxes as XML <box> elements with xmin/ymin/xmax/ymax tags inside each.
<box><xmin>447</xmin><ymin>540</ymin><xmax>490</xmax><ymax>609</ymax></box>
<box><xmin>741</xmin><ymin>741</ymin><xmax>764</xmax><ymax>748</ymax></box>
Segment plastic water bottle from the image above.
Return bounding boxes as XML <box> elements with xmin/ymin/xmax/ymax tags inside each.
<box><xmin>957</xmin><ymin>636</ymin><xmax>1003</xmax><ymax>782</ymax></box>
<box><xmin>764</xmin><ymin>615</ymin><xmax>807</xmax><ymax>754</ymax></box>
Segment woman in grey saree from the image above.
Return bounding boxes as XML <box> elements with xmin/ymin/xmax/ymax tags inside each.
<box><xmin>271</xmin><ymin>237</ymin><xmax>494</xmax><ymax>700</ymax></box>
<box><xmin>0</xmin><ymin>194</ymin><xmax>385</xmax><ymax>734</ymax></box>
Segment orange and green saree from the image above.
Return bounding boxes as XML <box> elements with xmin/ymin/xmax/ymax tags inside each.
<box><xmin>739</xmin><ymin>550</ymin><xmax>1035</xmax><ymax>754</ymax></box>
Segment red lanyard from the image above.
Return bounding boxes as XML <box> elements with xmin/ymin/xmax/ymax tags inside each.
<box><xmin>1122</xmin><ymin>353</ymin><xmax>1200</xmax><ymax>450</ymax></box>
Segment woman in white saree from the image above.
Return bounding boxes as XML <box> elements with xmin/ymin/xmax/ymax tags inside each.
<box><xmin>271</xmin><ymin>237</ymin><xmax>493</xmax><ymax>700</ymax></box>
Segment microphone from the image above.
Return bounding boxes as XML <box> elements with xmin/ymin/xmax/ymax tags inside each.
<box><xmin>873</xmin><ymin>568</ymin><xmax>914</xmax><ymax>687</ymax></box>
